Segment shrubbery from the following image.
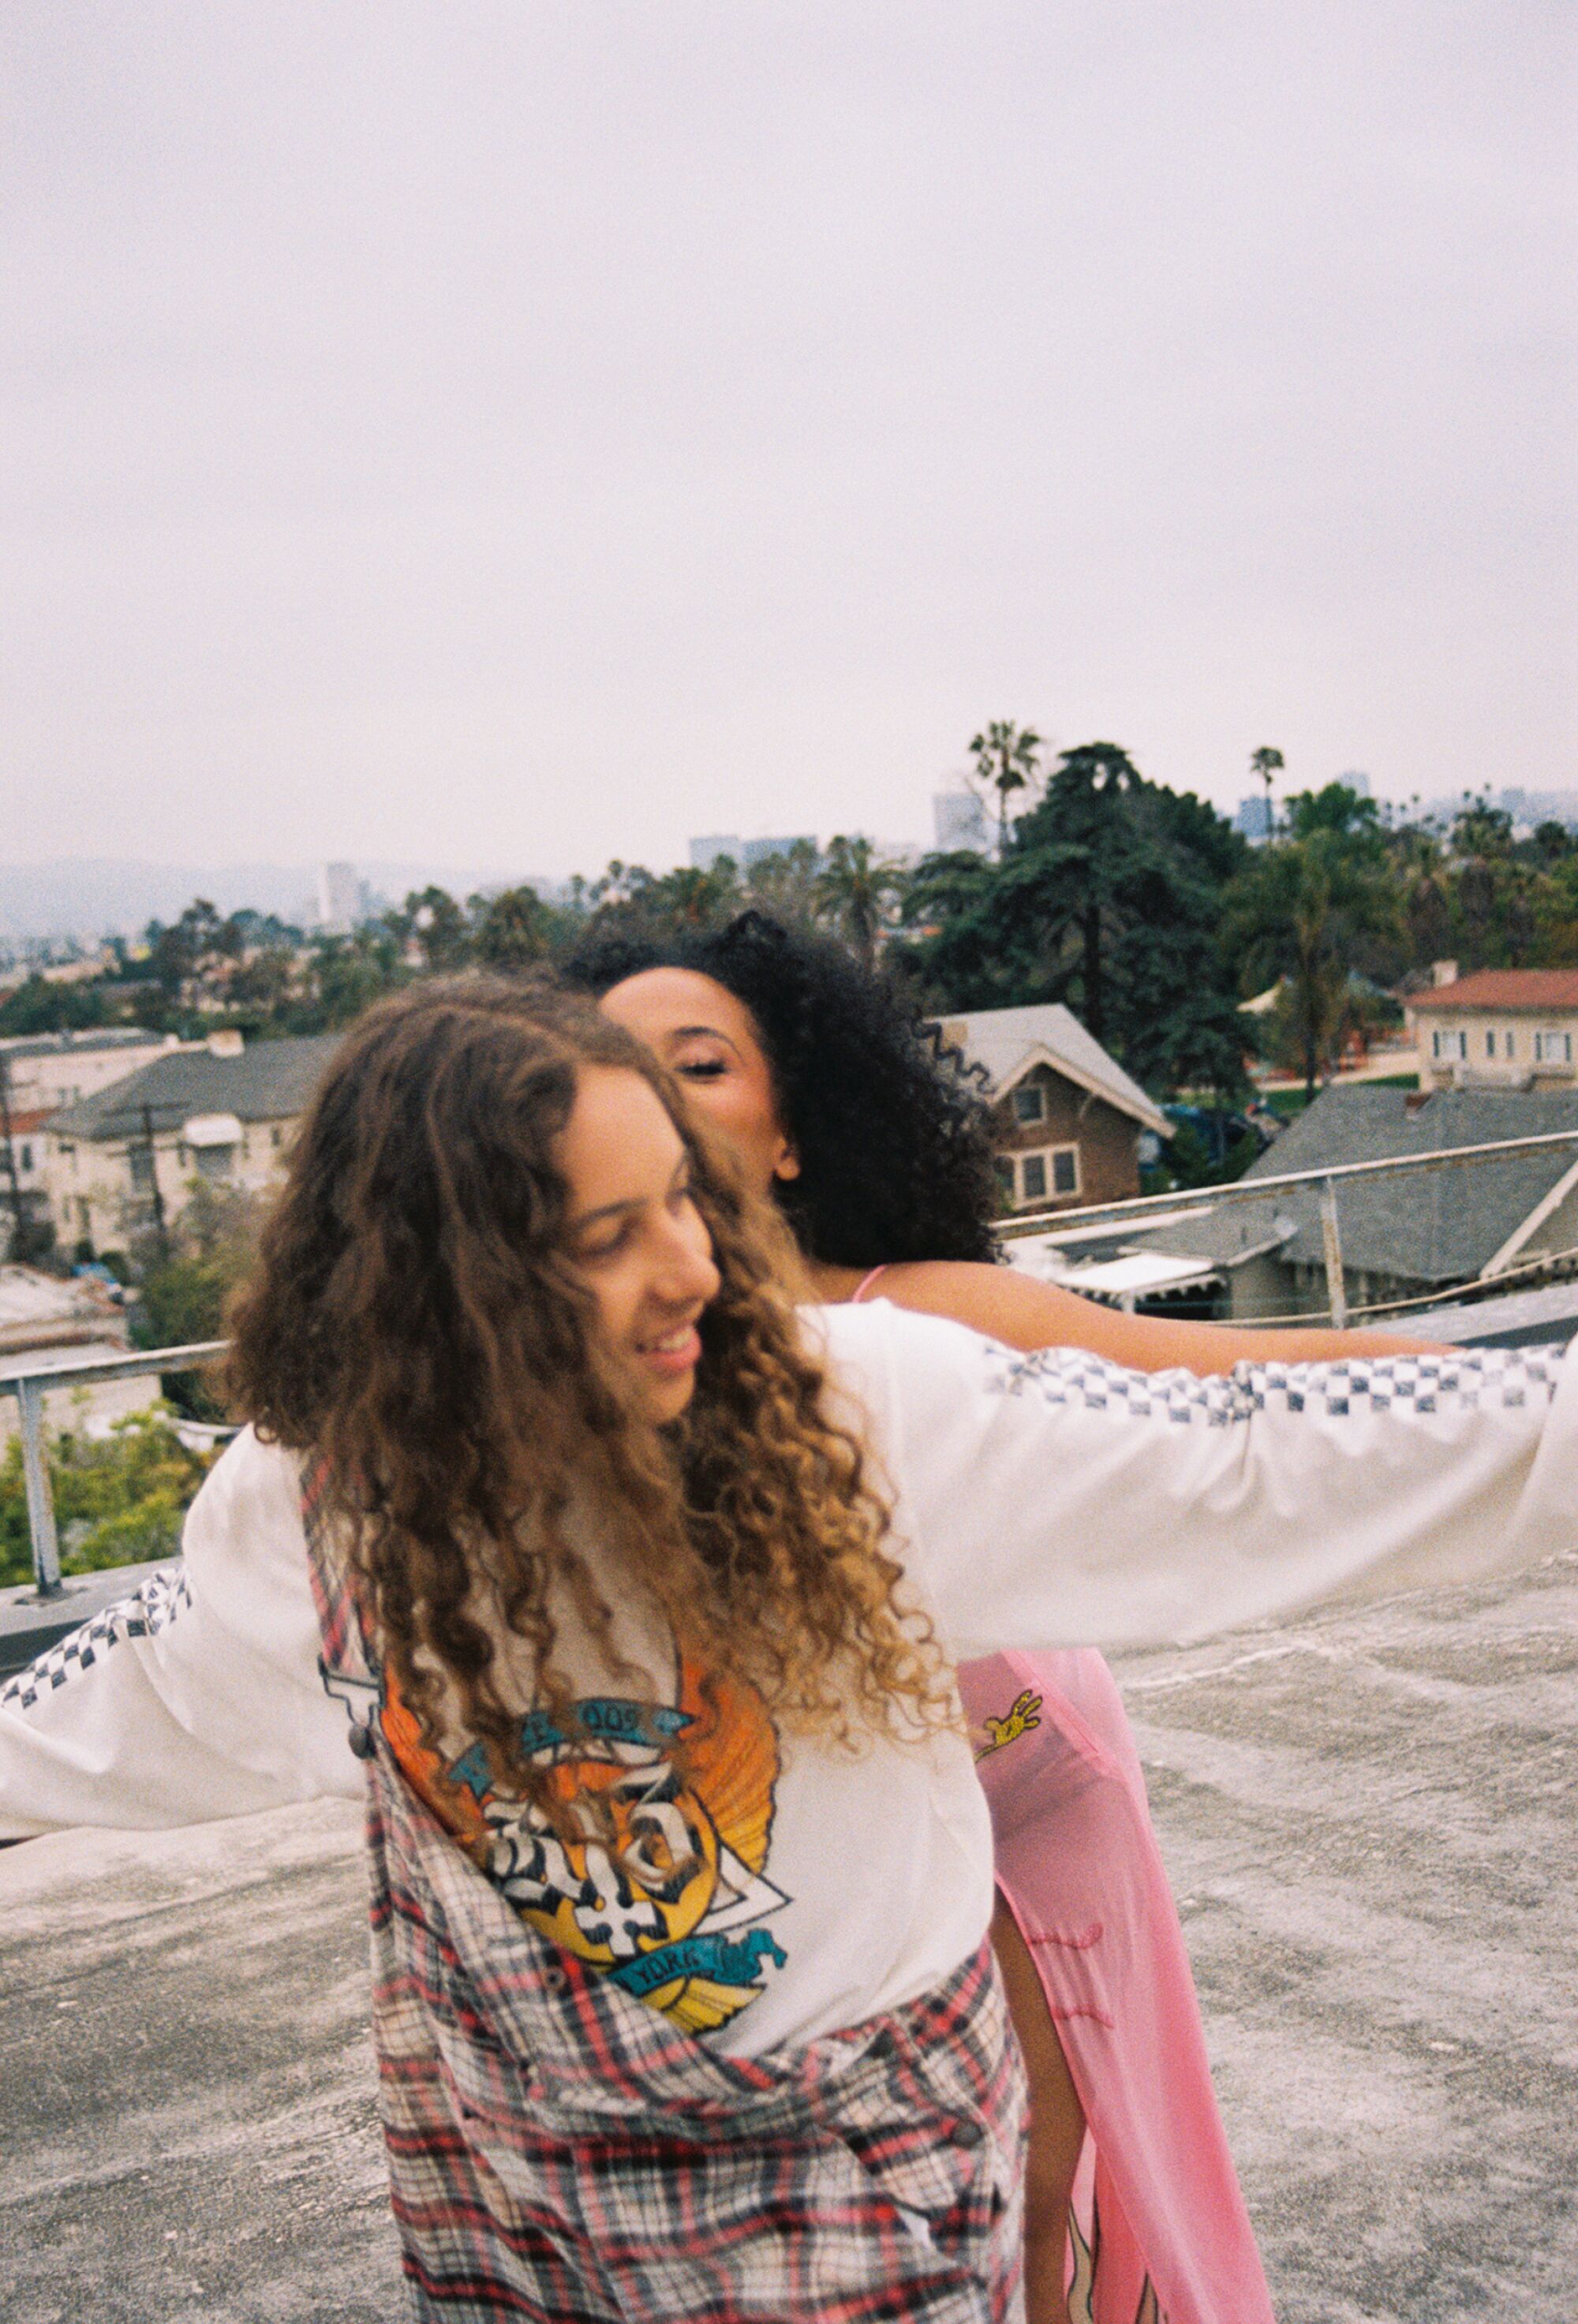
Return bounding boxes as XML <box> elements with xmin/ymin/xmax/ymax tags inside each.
<box><xmin>0</xmin><ymin>1408</ymin><xmax>220</xmax><ymax>1590</ymax></box>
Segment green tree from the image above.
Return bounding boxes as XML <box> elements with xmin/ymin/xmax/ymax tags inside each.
<box><xmin>743</xmin><ymin>839</ymin><xmax>821</xmax><ymax>924</ymax></box>
<box><xmin>472</xmin><ymin>884</ymin><xmax>555</xmax><ymax>970</ymax></box>
<box><xmin>1248</xmin><ymin>745</ymin><xmax>1285</xmax><ymax>835</ymax></box>
<box><xmin>1221</xmin><ymin>785</ymin><xmax>1401</xmax><ymax>1098</ymax></box>
<box><xmin>0</xmin><ymin>1410</ymin><xmax>221</xmax><ymax>1588</ymax></box>
<box><xmin>386</xmin><ymin>886</ymin><xmax>472</xmax><ymax>972</ymax></box>
<box><xmin>0</xmin><ymin>975</ymin><xmax>114</xmax><ymax>1035</ymax></box>
<box><xmin>901</xmin><ymin>743</ymin><xmax>1252</xmax><ymax>1100</ymax></box>
<box><xmin>969</xmin><ymin>721</ymin><xmax>1043</xmax><ymax>854</ymax></box>
<box><xmin>813</xmin><ymin>835</ymin><xmax>909</xmax><ymax>970</ymax></box>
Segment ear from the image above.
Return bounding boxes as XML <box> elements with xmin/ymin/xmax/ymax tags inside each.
<box><xmin>772</xmin><ymin>1141</ymin><xmax>802</xmax><ymax>1183</ymax></box>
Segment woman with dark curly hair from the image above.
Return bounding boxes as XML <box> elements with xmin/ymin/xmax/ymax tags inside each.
<box><xmin>578</xmin><ymin>910</ymin><xmax>1438</xmax><ymax>2324</ymax></box>
<box><xmin>5</xmin><ymin>974</ymin><xmax>1565</xmax><ymax>2324</ymax></box>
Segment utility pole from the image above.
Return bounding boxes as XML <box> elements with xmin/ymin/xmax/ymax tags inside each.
<box><xmin>141</xmin><ymin>1102</ymin><xmax>170</xmax><ymax>1261</ymax></box>
<box><xmin>0</xmin><ymin>1048</ymin><xmax>28</xmax><ymax>1262</ymax></box>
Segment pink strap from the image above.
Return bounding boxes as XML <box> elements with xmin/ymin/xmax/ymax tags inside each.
<box><xmin>850</xmin><ymin>1265</ymin><xmax>890</xmax><ymax>1304</ymax></box>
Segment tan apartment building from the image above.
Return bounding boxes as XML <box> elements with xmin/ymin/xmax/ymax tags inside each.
<box><xmin>1408</xmin><ymin>969</ymin><xmax>1578</xmax><ymax>1093</ymax></box>
<box><xmin>46</xmin><ymin>1032</ymin><xmax>339</xmax><ymax>1254</ymax></box>
<box><xmin>931</xmin><ymin>1003</ymin><xmax>1171</xmax><ymax>1213</ymax></box>
<box><xmin>0</xmin><ymin>1027</ymin><xmax>178</xmax><ymax>1113</ymax></box>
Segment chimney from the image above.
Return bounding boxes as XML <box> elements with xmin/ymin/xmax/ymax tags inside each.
<box><xmin>1430</xmin><ymin>959</ymin><xmax>1459</xmax><ymax>988</ymax></box>
<box><xmin>207</xmin><ymin>1029</ymin><xmax>244</xmax><ymax>1059</ymax></box>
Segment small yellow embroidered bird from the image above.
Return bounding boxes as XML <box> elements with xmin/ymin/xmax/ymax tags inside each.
<box><xmin>975</xmin><ymin>1689</ymin><xmax>1043</xmax><ymax>1759</ymax></box>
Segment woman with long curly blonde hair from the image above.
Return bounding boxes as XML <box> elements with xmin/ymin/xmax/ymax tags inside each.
<box><xmin>2</xmin><ymin>975</ymin><xmax>1576</xmax><ymax>2324</ymax></box>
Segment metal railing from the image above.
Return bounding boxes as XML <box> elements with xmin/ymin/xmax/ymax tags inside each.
<box><xmin>999</xmin><ymin>1124</ymin><xmax>1578</xmax><ymax>1325</ymax></box>
<box><xmin>2</xmin><ymin>1342</ymin><xmax>227</xmax><ymax>1598</ymax></box>
<box><xmin>9</xmin><ymin>1123</ymin><xmax>1578</xmax><ymax>1598</ymax></box>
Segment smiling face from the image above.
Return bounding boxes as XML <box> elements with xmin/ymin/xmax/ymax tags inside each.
<box><xmin>597</xmin><ymin>967</ymin><xmax>799</xmax><ymax>1202</ymax></box>
<box><xmin>558</xmin><ymin>1063</ymin><xmax>722</xmax><ymax>1424</ymax></box>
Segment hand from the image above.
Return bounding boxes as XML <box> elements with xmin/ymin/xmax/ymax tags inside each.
<box><xmin>976</xmin><ymin>1689</ymin><xmax>1043</xmax><ymax>1758</ymax></box>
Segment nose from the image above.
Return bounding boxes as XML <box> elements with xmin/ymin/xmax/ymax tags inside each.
<box><xmin>654</xmin><ymin>1208</ymin><xmax>720</xmax><ymax>1310</ymax></box>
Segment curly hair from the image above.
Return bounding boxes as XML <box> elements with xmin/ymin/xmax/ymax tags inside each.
<box><xmin>563</xmin><ymin>911</ymin><xmax>1002</xmax><ymax>1267</ymax></box>
<box><xmin>226</xmin><ymin>977</ymin><xmax>953</xmax><ymax>1841</ymax></box>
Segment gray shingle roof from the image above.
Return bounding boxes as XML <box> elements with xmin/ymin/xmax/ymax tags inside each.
<box><xmin>50</xmin><ymin>1037</ymin><xmax>341</xmax><ymax>1144</ymax></box>
<box><xmin>932</xmin><ymin>1003</ymin><xmax>1170</xmax><ymax>1135</ymax></box>
<box><xmin>1136</xmin><ymin>1085</ymin><xmax>1578</xmax><ymax>1285</ymax></box>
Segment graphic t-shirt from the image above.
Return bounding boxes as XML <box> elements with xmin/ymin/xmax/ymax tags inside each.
<box><xmin>380</xmin><ymin>1650</ymin><xmax>792</xmax><ymax>2035</ymax></box>
<box><xmin>3</xmin><ymin>1301</ymin><xmax>1576</xmax><ymax>2056</ymax></box>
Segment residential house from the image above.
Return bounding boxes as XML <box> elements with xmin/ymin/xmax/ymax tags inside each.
<box><xmin>1125</xmin><ymin>1085</ymin><xmax>1578</xmax><ymax>1321</ymax></box>
<box><xmin>1408</xmin><ymin>969</ymin><xmax>1578</xmax><ymax>1092</ymax></box>
<box><xmin>46</xmin><ymin>1033</ymin><xmax>339</xmax><ymax>1255</ymax></box>
<box><xmin>0</xmin><ymin>1028</ymin><xmax>178</xmax><ymax>1114</ymax></box>
<box><xmin>929</xmin><ymin>1003</ymin><xmax>1172</xmax><ymax>1214</ymax></box>
<box><xmin>0</xmin><ymin>1108</ymin><xmax>55</xmax><ymax>1254</ymax></box>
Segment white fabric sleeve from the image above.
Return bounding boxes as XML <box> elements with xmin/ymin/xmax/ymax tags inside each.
<box><xmin>851</xmin><ymin>1304</ymin><xmax>1578</xmax><ymax>1658</ymax></box>
<box><xmin>0</xmin><ymin>1427</ymin><xmax>361</xmax><ymax>1838</ymax></box>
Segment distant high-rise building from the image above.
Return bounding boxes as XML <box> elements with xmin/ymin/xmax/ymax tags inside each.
<box><xmin>1234</xmin><ymin>796</ymin><xmax>1274</xmax><ymax>843</ymax></box>
<box><xmin>933</xmin><ymin>793</ymin><xmax>991</xmax><ymax>855</ymax></box>
<box><xmin>316</xmin><ymin>861</ymin><xmax>362</xmax><ymax>932</ymax></box>
<box><xmin>1339</xmin><ymin>770</ymin><xmax>1373</xmax><ymax>799</ymax></box>
<box><xmin>689</xmin><ymin>835</ymin><xmax>818</xmax><ymax>872</ymax></box>
<box><xmin>690</xmin><ymin>835</ymin><xmax>742</xmax><ymax>871</ymax></box>
<box><xmin>742</xmin><ymin>836</ymin><xmax>816</xmax><ymax>869</ymax></box>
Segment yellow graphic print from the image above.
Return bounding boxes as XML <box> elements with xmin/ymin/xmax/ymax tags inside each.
<box><xmin>382</xmin><ymin>1651</ymin><xmax>787</xmax><ymax>2034</ymax></box>
<box><xmin>974</xmin><ymin>1686</ymin><xmax>1044</xmax><ymax>1760</ymax></box>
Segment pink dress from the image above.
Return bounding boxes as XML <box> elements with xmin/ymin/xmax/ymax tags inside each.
<box><xmin>959</xmin><ymin>1650</ymin><xmax>1274</xmax><ymax>2324</ymax></box>
<box><xmin>847</xmin><ymin>1270</ymin><xmax>1273</xmax><ymax>2323</ymax></box>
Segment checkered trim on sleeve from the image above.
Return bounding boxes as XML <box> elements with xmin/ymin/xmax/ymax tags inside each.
<box><xmin>982</xmin><ymin>1343</ymin><xmax>1565</xmax><ymax>1426</ymax></box>
<box><xmin>0</xmin><ymin>1564</ymin><xmax>192</xmax><ymax>1714</ymax></box>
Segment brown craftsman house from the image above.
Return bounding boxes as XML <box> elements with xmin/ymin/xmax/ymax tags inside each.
<box><xmin>930</xmin><ymin>1003</ymin><xmax>1172</xmax><ymax>1214</ymax></box>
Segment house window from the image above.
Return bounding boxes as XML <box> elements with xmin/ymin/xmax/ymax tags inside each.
<box><xmin>270</xmin><ymin>1125</ymin><xmax>284</xmax><ymax>1149</ymax></box>
<box><xmin>17</xmin><ymin>1142</ymin><xmax>31</xmax><ymax>1173</ymax></box>
<box><xmin>993</xmin><ymin>1156</ymin><xmax>1015</xmax><ymax>1201</ymax></box>
<box><xmin>129</xmin><ymin>1145</ymin><xmax>155</xmax><ymax>1190</ymax></box>
<box><xmin>1012</xmin><ymin>1084</ymin><xmax>1046</xmax><ymax>1124</ymax></box>
<box><xmin>1431</xmin><ymin>1029</ymin><xmax>1467</xmax><ymax>1062</ymax></box>
<box><xmin>193</xmin><ymin>1143</ymin><xmax>236</xmax><ymax>1183</ymax></box>
<box><xmin>1485</xmin><ymin>1030</ymin><xmax>1496</xmax><ymax>1059</ymax></box>
<box><xmin>1535</xmin><ymin>1030</ymin><xmax>1573</xmax><ymax>1064</ymax></box>
<box><xmin>1505</xmin><ymin>1030</ymin><xmax>1516</xmax><ymax>1059</ymax></box>
<box><xmin>1005</xmin><ymin>1144</ymin><xmax>1081</xmax><ymax>1205</ymax></box>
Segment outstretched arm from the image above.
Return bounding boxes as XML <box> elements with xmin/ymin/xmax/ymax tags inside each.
<box><xmin>0</xmin><ymin>1429</ymin><xmax>357</xmax><ymax>1839</ymax></box>
<box><xmin>842</xmin><ymin>1306</ymin><xmax>1578</xmax><ymax>1659</ymax></box>
<box><xmin>864</xmin><ymin>1257</ymin><xmax>1444</xmax><ymax>1369</ymax></box>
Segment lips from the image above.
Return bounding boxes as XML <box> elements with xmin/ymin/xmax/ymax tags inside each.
<box><xmin>636</xmin><ymin>1322</ymin><xmax>704</xmax><ymax>1376</ymax></box>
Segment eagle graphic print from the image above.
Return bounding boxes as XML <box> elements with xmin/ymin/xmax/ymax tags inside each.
<box><xmin>379</xmin><ymin>1646</ymin><xmax>790</xmax><ymax>2034</ymax></box>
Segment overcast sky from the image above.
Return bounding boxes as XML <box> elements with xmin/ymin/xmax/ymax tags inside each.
<box><xmin>3</xmin><ymin>1</ymin><xmax>1573</xmax><ymax>881</ymax></box>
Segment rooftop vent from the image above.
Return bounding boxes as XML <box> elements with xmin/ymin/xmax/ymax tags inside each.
<box><xmin>206</xmin><ymin>1029</ymin><xmax>244</xmax><ymax>1058</ymax></box>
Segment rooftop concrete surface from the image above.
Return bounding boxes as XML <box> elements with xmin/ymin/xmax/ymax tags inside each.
<box><xmin>2</xmin><ymin>1547</ymin><xmax>1574</xmax><ymax>2323</ymax></box>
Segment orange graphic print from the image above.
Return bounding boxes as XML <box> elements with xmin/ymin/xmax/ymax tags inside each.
<box><xmin>382</xmin><ymin>1650</ymin><xmax>787</xmax><ymax>2033</ymax></box>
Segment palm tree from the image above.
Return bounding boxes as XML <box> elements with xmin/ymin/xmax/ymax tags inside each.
<box><xmin>814</xmin><ymin>835</ymin><xmax>909</xmax><ymax>970</ymax></box>
<box><xmin>970</xmin><ymin>722</ymin><xmax>1044</xmax><ymax>855</ymax></box>
<box><xmin>1249</xmin><ymin>746</ymin><xmax>1285</xmax><ymax>838</ymax></box>
<box><xmin>1221</xmin><ymin>816</ymin><xmax>1400</xmax><ymax>1099</ymax></box>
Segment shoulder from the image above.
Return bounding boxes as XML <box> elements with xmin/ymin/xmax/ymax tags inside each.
<box><xmin>184</xmin><ymin>1425</ymin><xmax>306</xmax><ymax>1550</ymax></box>
<box><xmin>802</xmin><ymin>1296</ymin><xmax>994</xmax><ymax>1404</ymax></box>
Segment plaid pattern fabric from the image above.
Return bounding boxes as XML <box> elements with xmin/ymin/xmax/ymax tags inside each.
<box><xmin>300</xmin><ymin>1468</ymin><xmax>1028</xmax><ymax>2323</ymax></box>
